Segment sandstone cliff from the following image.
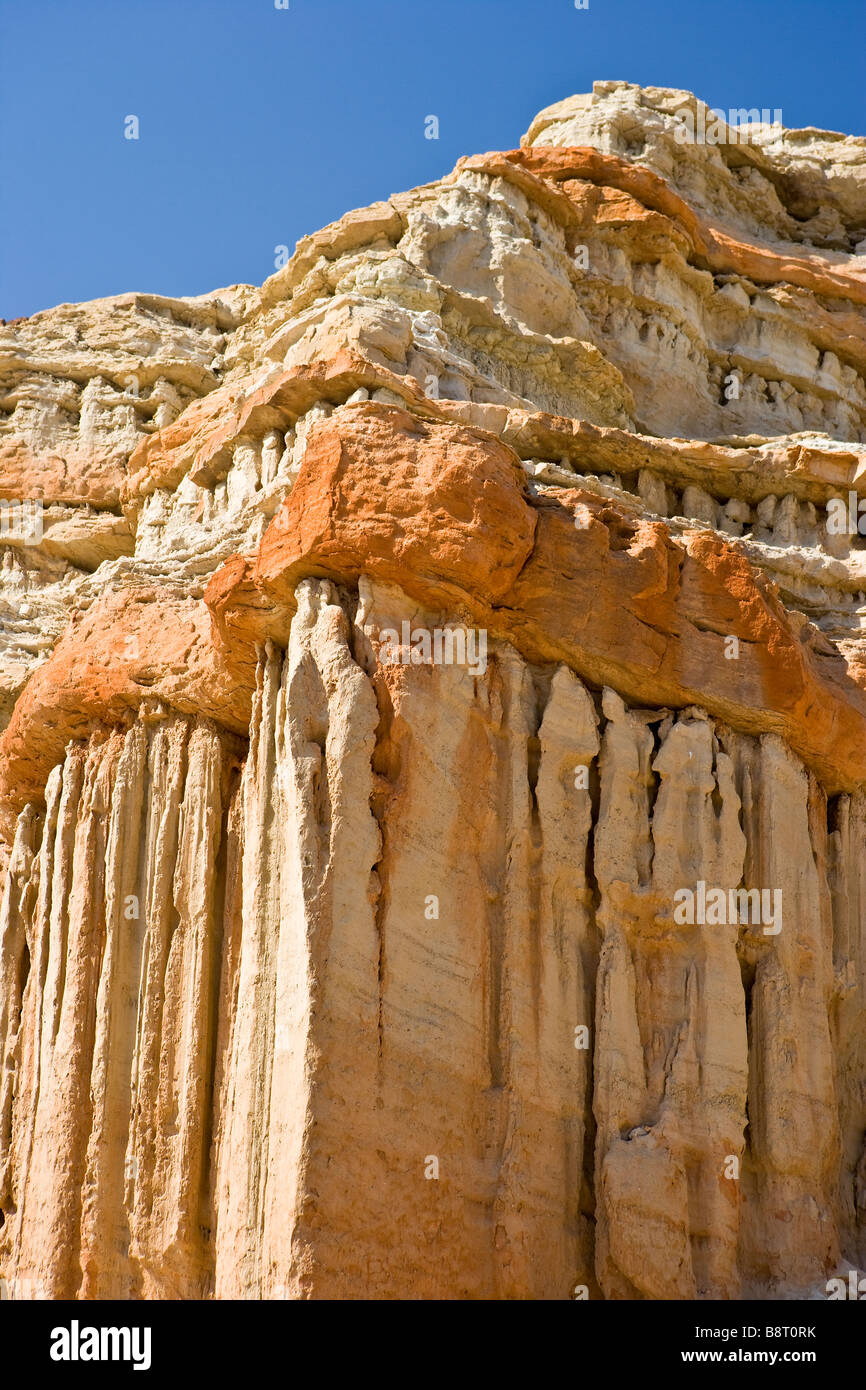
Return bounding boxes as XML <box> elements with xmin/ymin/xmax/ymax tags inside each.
<box><xmin>1</xmin><ymin>81</ymin><xmax>866</xmax><ymax>1300</ymax></box>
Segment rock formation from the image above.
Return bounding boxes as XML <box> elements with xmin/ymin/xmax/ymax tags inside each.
<box><xmin>1</xmin><ymin>80</ymin><xmax>866</xmax><ymax>1300</ymax></box>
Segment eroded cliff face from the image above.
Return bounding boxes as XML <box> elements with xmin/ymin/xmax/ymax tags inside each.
<box><xmin>1</xmin><ymin>81</ymin><xmax>866</xmax><ymax>1300</ymax></box>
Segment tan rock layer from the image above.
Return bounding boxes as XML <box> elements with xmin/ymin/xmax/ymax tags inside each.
<box><xmin>2</xmin><ymin>580</ymin><xmax>863</xmax><ymax>1298</ymax></box>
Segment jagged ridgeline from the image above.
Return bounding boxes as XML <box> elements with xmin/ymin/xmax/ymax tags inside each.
<box><xmin>1</xmin><ymin>81</ymin><xmax>866</xmax><ymax>1300</ymax></box>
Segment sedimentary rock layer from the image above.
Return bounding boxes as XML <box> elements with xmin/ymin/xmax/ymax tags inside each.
<box><xmin>1</xmin><ymin>82</ymin><xmax>866</xmax><ymax>1300</ymax></box>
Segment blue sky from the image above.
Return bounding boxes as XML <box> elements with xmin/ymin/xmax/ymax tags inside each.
<box><xmin>1</xmin><ymin>0</ymin><xmax>864</xmax><ymax>319</ymax></box>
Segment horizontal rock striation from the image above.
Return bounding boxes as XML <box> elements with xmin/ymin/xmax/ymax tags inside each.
<box><xmin>1</xmin><ymin>81</ymin><xmax>866</xmax><ymax>1300</ymax></box>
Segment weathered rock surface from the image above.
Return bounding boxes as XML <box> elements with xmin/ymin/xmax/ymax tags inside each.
<box><xmin>1</xmin><ymin>82</ymin><xmax>866</xmax><ymax>1301</ymax></box>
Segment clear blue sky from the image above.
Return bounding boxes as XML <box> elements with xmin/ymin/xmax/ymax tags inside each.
<box><xmin>2</xmin><ymin>0</ymin><xmax>864</xmax><ymax>320</ymax></box>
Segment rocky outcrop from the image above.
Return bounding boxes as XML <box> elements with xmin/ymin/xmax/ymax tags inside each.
<box><xmin>2</xmin><ymin>81</ymin><xmax>866</xmax><ymax>1300</ymax></box>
